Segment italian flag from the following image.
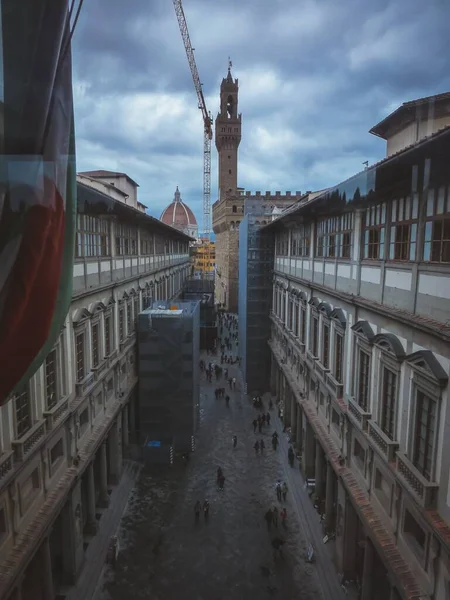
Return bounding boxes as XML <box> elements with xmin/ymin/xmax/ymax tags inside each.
<box><xmin>0</xmin><ymin>0</ymin><xmax>77</xmax><ymax>403</ymax></box>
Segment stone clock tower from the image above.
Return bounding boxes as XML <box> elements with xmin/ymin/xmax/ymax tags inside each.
<box><xmin>215</xmin><ymin>62</ymin><xmax>242</xmax><ymax>200</ymax></box>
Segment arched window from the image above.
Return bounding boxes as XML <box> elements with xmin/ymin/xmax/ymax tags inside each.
<box><xmin>227</xmin><ymin>95</ymin><xmax>234</xmax><ymax>119</ymax></box>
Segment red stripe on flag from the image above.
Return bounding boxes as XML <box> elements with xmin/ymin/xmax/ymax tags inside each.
<box><xmin>0</xmin><ymin>179</ymin><xmax>65</xmax><ymax>402</ymax></box>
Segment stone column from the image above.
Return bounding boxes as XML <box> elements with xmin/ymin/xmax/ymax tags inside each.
<box><xmin>99</xmin><ymin>442</ymin><xmax>109</xmax><ymax>507</ymax></box>
<box><xmin>122</xmin><ymin>404</ymin><xmax>129</xmax><ymax>448</ymax></box>
<box><xmin>40</xmin><ymin>536</ymin><xmax>54</xmax><ymax>600</ymax></box>
<box><xmin>389</xmin><ymin>585</ymin><xmax>401</xmax><ymax>600</ymax></box>
<box><xmin>284</xmin><ymin>386</ymin><xmax>291</xmax><ymax>426</ymax></box>
<box><xmin>314</xmin><ymin>439</ymin><xmax>325</xmax><ymax>499</ymax></box>
<box><xmin>342</xmin><ymin>498</ymin><xmax>358</xmax><ymax>578</ymax></box>
<box><xmin>296</xmin><ymin>408</ymin><xmax>302</xmax><ymax>452</ymax></box>
<box><xmin>291</xmin><ymin>398</ymin><xmax>297</xmax><ymax>441</ymax></box>
<box><xmin>361</xmin><ymin>538</ymin><xmax>374</xmax><ymax>600</ymax></box>
<box><xmin>302</xmin><ymin>420</ymin><xmax>315</xmax><ymax>477</ymax></box>
<box><xmin>86</xmin><ymin>462</ymin><xmax>97</xmax><ymax>534</ymax></box>
<box><xmin>11</xmin><ymin>578</ymin><xmax>23</xmax><ymax>600</ymax></box>
<box><xmin>108</xmin><ymin>418</ymin><xmax>123</xmax><ymax>485</ymax></box>
<box><xmin>129</xmin><ymin>394</ymin><xmax>136</xmax><ymax>442</ymax></box>
<box><xmin>325</xmin><ymin>461</ymin><xmax>335</xmax><ymax>531</ymax></box>
<box><xmin>270</xmin><ymin>359</ymin><xmax>276</xmax><ymax>396</ymax></box>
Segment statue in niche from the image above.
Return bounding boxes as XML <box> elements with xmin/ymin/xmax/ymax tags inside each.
<box><xmin>340</xmin><ymin>414</ymin><xmax>345</xmax><ymax>440</ymax></box>
<box><xmin>75</xmin><ymin>415</ymin><xmax>80</xmax><ymax>441</ymax></box>
<box><xmin>9</xmin><ymin>487</ymin><xmax>17</xmax><ymax>535</ymax></box>
<box><xmin>42</xmin><ymin>453</ymin><xmax>48</xmax><ymax>483</ymax></box>
<box><xmin>74</xmin><ymin>503</ymin><xmax>82</xmax><ymax>542</ymax></box>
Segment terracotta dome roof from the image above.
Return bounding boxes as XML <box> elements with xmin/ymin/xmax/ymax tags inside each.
<box><xmin>160</xmin><ymin>187</ymin><xmax>197</xmax><ymax>231</ymax></box>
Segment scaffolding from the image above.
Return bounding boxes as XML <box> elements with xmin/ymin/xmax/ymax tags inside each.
<box><xmin>138</xmin><ymin>301</ymin><xmax>200</xmax><ymax>462</ymax></box>
<box><xmin>238</xmin><ymin>201</ymin><xmax>275</xmax><ymax>395</ymax></box>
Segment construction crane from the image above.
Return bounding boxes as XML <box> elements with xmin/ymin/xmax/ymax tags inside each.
<box><xmin>172</xmin><ymin>0</ymin><xmax>214</xmax><ymax>281</ymax></box>
<box><xmin>172</xmin><ymin>0</ymin><xmax>213</xmax><ymax>239</ymax></box>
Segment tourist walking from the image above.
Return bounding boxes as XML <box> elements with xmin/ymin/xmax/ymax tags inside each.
<box><xmin>194</xmin><ymin>500</ymin><xmax>201</xmax><ymax>522</ymax></box>
<box><xmin>276</xmin><ymin>481</ymin><xmax>282</xmax><ymax>502</ymax></box>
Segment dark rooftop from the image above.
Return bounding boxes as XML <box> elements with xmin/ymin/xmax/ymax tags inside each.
<box><xmin>370</xmin><ymin>92</ymin><xmax>450</xmax><ymax>139</ymax></box>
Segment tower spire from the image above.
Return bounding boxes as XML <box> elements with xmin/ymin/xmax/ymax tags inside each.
<box><xmin>174</xmin><ymin>186</ymin><xmax>181</xmax><ymax>202</ymax></box>
<box><xmin>226</xmin><ymin>57</ymin><xmax>233</xmax><ymax>81</ymax></box>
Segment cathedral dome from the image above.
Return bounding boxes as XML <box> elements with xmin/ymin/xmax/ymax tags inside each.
<box><xmin>160</xmin><ymin>187</ymin><xmax>198</xmax><ymax>237</ymax></box>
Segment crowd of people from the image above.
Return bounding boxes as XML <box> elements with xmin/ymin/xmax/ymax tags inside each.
<box><xmin>195</xmin><ymin>311</ymin><xmax>293</xmax><ymax>566</ymax></box>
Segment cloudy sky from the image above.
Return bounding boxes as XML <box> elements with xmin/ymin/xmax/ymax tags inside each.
<box><xmin>72</xmin><ymin>0</ymin><xmax>450</xmax><ymax>231</ymax></box>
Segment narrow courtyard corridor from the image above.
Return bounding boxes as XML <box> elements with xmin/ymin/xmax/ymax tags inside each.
<box><xmin>93</xmin><ymin>314</ymin><xmax>344</xmax><ymax>600</ymax></box>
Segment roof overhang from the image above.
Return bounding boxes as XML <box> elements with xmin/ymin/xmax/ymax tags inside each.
<box><xmin>370</xmin><ymin>92</ymin><xmax>450</xmax><ymax>139</ymax></box>
<box><xmin>77</xmin><ymin>182</ymin><xmax>194</xmax><ymax>241</ymax></box>
<box><xmin>262</xmin><ymin>125</ymin><xmax>450</xmax><ymax>232</ymax></box>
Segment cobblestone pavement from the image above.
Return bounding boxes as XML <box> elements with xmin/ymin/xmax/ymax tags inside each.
<box><xmin>93</xmin><ymin>314</ymin><xmax>344</xmax><ymax>600</ymax></box>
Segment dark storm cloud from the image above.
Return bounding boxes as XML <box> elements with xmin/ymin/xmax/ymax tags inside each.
<box><xmin>72</xmin><ymin>0</ymin><xmax>450</xmax><ymax>225</ymax></box>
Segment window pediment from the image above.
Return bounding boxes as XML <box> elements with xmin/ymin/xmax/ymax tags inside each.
<box><xmin>406</xmin><ymin>350</ymin><xmax>448</xmax><ymax>387</ymax></box>
<box><xmin>103</xmin><ymin>296</ymin><xmax>115</xmax><ymax>308</ymax></box>
<box><xmin>129</xmin><ymin>288</ymin><xmax>137</xmax><ymax>297</ymax></box>
<box><xmin>122</xmin><ymin>291</ymin><xmax>129</xmax><ymax>300</ymax></box>
<box><xmin>88</xmin><ymin>301</ymin><xmax>107</xmax><ymax>314</ymax></box>
<box><xmin>351</xmin><ymin>320</ymin><xmax>375</xmax><ymax>342</ymax></box>
<box><xmin>309</xmin><ymin>296</ymin><xmax>320</xmax><ymax>308</ymax></box>
<box><xmin>330</xmin><ymin>308</ymin><xmax>346</xmax><ymax>329</ymax></box>
<box><xmin>318</xmin><ymin>301</ymin><xmax>332</xmax><ymax>317</ymax></box>
<box><xmin>373</xmin><ymin>333</ymin><xmax>405</xmax><ymax>360</ymax></box>
<box><xmin>72</xmin><ymin>307</ymin><xmax>92</xmax><ymax>324</ymax></box>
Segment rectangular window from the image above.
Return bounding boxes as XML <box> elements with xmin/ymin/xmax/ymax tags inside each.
<box><xmin>363</xmin><ymin>203</ymin><xmax>386</xmax><ymax>259</ymax></box>
<box><xmin>15</xmin><ymin>388</ymin><xmax>31</xmax><ymax>438</ymax></box>
<box><xmin>75</xmin><ymin>215</ymin><xmax>110</xmax><ymax>258</ymax></box>
<box><xmin>45</xmin><ymin>349</ymin><xmax>58</xmax><ymax>410</ymax></box>
<box><xmin>357</xmin><ymin>350</ymin><xmax>370</xmax><ymax>411</ymax></box>
<box><xmin>291</xmin><ymin>225</ymin><xmax>311</xmax><ymax>257</ymax></box>
<box><xmin>403</xmin><ymin>509</ymin><xmax>426</xmax><ymax>554</ymax></box>
<box><xmin>381</xmin><ymin>368</ymin><xmax>396</xmax><ymax>439</ymax></box>
<box><xmin>288</xmin><ymin>300</ymin><xmax>294</xmax><ymax>330</ymax></box>
<box><xmin>92</xmin><ymin>323</ymin><xmax>99</xmax><ymax>368</ymax></box>
<box><xmin>316</xmin><ymin>214</ymin><xmax>354</xmax><ymax>258</ymax></box>
<box><xmin>389</xmin><ymin>196</ymin><xmax>418</xmax><ymax>261</ymax></box>
<box><xmin>412</xmin><ymin>390</ymin><xmax>436</xmax><ymax>481</ymax></box>
<box><xmin>20</xmin><ymin>468</ymin><xmax>40</xmax><ymax>513</ymax></box>
<box><xmin>115</xmin><ymin>225</ymin><xmax>137</xmax><ymax>256</ymax></box>
<box><xmin>423</xmin><ymin>187</ymin><xmax>450</xmax><ymax>262</ymax></box>
<box><xmin>335</xmin><ymin>333</ymin><xmax>344</xmax><ymax>383</ymax></box>
<box><xmin>105</xmin><ymin>315</ymin><xmax>111</xmax><ymax>356</ymax></box>
<box><xmin>332</xmin><ymin>408</ymin><xmax>340</xmax><ymax>428</ymax></box>
<box><xmin>322</xmin><ymin>324</ymin><xmax>330</xmax><ymax>368</ymax></box>
<box><xmin>300</xmin><ymin>306</ymin><xmax>306</xmax><ymax>343</ymax></box>
<box><xmin>0</xmin><ymin>508</ymin><xmax>7</xmax><ymax>538</ymax></box>
<box><xmin>76</xmin><ymin>332</ymin><xmax>85</xmax><ymax>382</ymax></box>
<box><xmin>140</xmin><ymin>234</ymin><xmax>154</xmax><ymax>255</ymax></box>
<box><xmin>311</xmin><ymin>316</ymin><xmax>318</xmax><ymax>356</ymax></box>
<box><xmin>127</xmin><ymin>302</ymin><xmax>132</xmax><ymax>335</ymax></box>
<box><xmin>353</xmin><ymin>438</ymin><xmax>366</xmax><ymax>471</ymax></box>
<box><xmin>134</xmin><ymin>297</ymin><xmax>139</xmax><ymax>330</ymax></box>
<box><xmin>79</xmin><ymin>407</ymin><xmax>89</xmax><ymax>433</ymax></box>
<box><xmin>50</xmin><ymin>438</ymin><xmax>64</xmax><ymax>465</ymax></box>
<box><xmin>119</xmin><ymin>307</ymin><xmax>125</xmax><ymax>343</ymax></box>
<box><xmin>294</xmin><ymin>303</ymin><xmax>300</xmax><ymax>336</ymax></box>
